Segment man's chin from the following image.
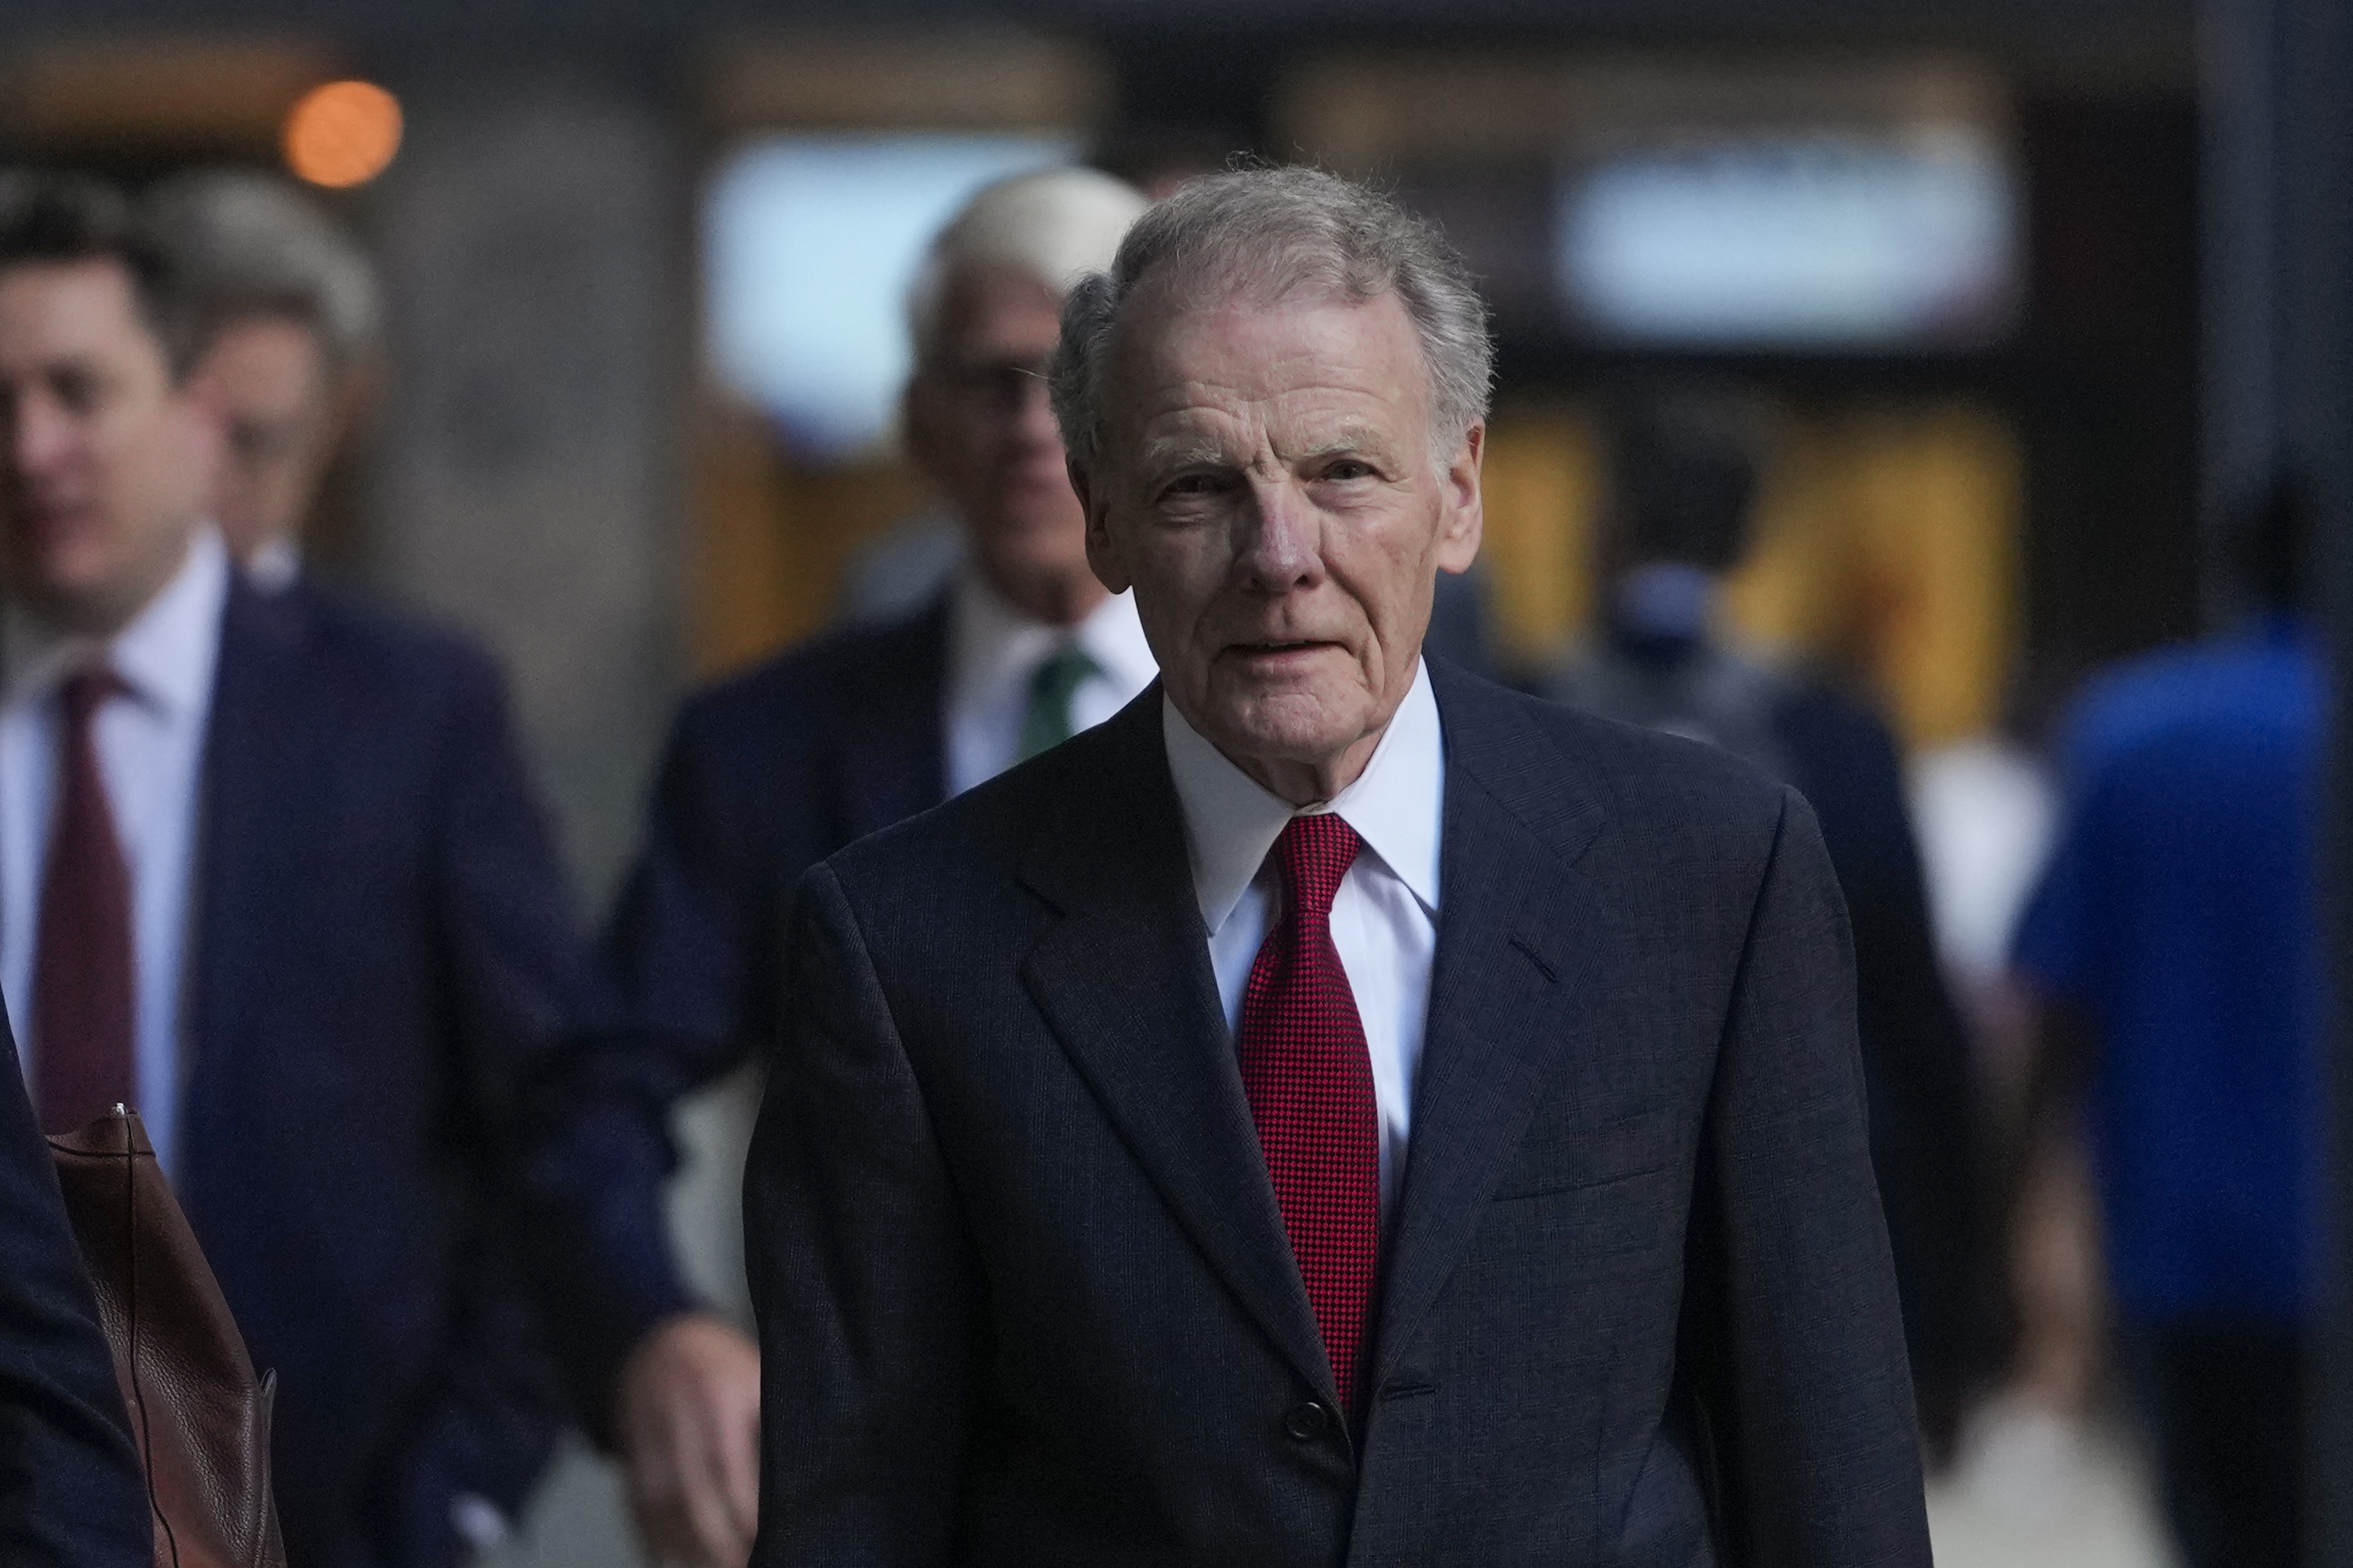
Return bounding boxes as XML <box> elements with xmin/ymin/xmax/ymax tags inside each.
<box><xmin>1198</xmin><ymin>690</ymin><xmax>1376</xmax><ymax>767</ymax></box>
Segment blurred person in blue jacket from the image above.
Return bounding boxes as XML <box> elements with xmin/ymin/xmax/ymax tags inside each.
<box><xmin>513</xmin><ymin>167</ymin><xmax>1155</xmax><ymax>1568</ymax></box>
<box><xmin>0</xmin><ymin>168</ymin><xmax>601</xmax><ymax>1567</ymax></box>
<box><xmin>2010</xmin><ymin>474</ymin><xmax>2322</xmax><ymax>1568</ymax></box>
<box><xmin>1547</xmin><ymin>392</ymin><xmax>2004</xmax><ymax>1459</ymax></box>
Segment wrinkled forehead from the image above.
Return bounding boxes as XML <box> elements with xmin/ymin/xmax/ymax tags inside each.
<box><xmin>1099</xmin><ymin>270</ymin><xmax>1434</xmax><ymax>449</ymax></box>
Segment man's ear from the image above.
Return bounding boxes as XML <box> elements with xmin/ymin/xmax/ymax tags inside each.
<box><xmin>1077</xmin><ymin>459</ymin><xmax>1132</xmax><ymax>594</ymax></box>
<box><xmin>175</xmin><ymin>343</ymin><xmax>232</xmax><ymax>449</ymax></box>
<box><xmin>1434</xmin><ymin>422</ymin><xmax>1484</xmax><ymax>575</ymax></box>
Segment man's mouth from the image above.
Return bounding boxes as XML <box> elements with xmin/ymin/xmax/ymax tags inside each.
<box><xmin>1229</xmin><ymin>639</ymin><xmax>1335</xmax><ymax>660</ymax></box>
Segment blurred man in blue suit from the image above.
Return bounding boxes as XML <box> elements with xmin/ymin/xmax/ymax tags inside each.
<box><xmin>513</xmin><ymin>167</ymin><xmax>1153</xmax><ymax>1568</ymax></box>
<box><xmin>0</xmin><ymin>993</ymin><xmax>150</xmax><ymax>1568</ymax></box>
<box><xmin>0</xmin><ymin>171</ymin><xmax>597</xmax><ymax>1567</ymax></box>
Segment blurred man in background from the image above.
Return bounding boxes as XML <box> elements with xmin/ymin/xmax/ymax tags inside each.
<box><xmin>144</xmin><ymin>169</ymin><xmax>379</xmax><ymax>589</ymax></box>
<box><xmin>1547</xmin><ymin>394</ymin><xmax>2003</xmax><ymax>1458</ymax></box>
<box><xmin>0</xmin><ymin>169</ymin><xmax>599</xmax><ymax>1567</ymax></box>
<box><xmin>2009</xmin><ymin>475</ymin><xmax>2322</xmax><ymax>1568</ymax></box>
<box><xmin>513</xmin><ymin>167</ymin><xmax>1151</xmax><ymax>1568</ymax></box>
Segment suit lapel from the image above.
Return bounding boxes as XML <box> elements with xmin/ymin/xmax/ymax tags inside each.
<box><xmin>834</xmin><ymin>597</ymin><xmax>950</xmax><ymax>838</ymax></box>
<box><xmin>1018</xmin><ymin>692</ymin><xmax>1338</xmax><ymax>1404</ymax></box>
<box><xmin>180</xmin><ymin>578</ymin><xmax>308</xmax><ymax>1188</ymax></box>
<box><xmin>1371</xmin><ymin>665</ymin><xmax>1613</xmax><ymax>1391</ymax></box>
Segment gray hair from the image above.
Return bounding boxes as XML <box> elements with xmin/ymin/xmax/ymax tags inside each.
<box><xmin>1049</xmin><ymin>167</ymin><xmax>1492</xmax><ymax>475</ymax></box>
<box><xmin>907</xmin><ymin>167</ymin><xmax>1148</xmax><ymax>370</ymax></box>
<box><xmin>142</xmin><ymin>169</ymin><xmax>381</xmax><ymax>375</ymax></box>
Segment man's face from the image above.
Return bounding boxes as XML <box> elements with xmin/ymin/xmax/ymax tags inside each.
<box><xmin>905</xmin><ymin>266</ymin><xmax>1093</xmax><ymax>620</ymax></box>
<box><xmin>195</xmin><ymin>315</ymin><xmax>341</xmax><ymax>562</ymax></box>
<box><xmin>0</xmin><ymin>259</ymin><xmax>216</xmax><ymax>633</ymax></box>
<box><xmin>1080</xmin><ymin>283</ymin><xmax>1482</xmax><ymax>800</ymax></box>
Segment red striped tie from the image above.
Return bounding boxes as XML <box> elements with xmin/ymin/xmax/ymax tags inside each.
<box><xmin>33</xmin><ymin>667</ymin><xmax>134</xmax><ymax>1133</ymax></box>
<box><xmin>1237</xmin><ymin>814</ymin><xmax>1381</xmax><ymax>1412</ymax></box>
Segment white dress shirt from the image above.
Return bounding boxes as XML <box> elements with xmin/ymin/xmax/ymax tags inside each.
<box><xmin>0</xmin><ymin>529</ymin><xmax>229</xmax><ymax>1174</ymax></box>
<box><xmin>1162</xmin><ymin>659</ymin><xmax>1444</xmax><ymax>1217</ymax></box>
<box><xmin>944</xmin><ymin>566</ymin><xmax>1159</xmax><ymax>796</ymax></box>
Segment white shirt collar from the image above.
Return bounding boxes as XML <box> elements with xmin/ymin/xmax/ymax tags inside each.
<box><xmin>2</xmin><ymin>526</ymin><xmax>230</xmax><ymax>718</ymax></box>
<box><xmin>245</xmin><ymin>534</ymin><xmax>302</xmax><ymax>593</ymax></box>
<box><xmin>946</xmin><ymin>565</ymin><xmax>1156</xmax><ymax>709</ymax></box>
<box><xmin>1163</xmin><ymin>658</ymin><xmax>1444</xmax><ymax>937</ymax></box>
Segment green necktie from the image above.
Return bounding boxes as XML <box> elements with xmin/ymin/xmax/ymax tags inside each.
<box><xmin>1018</xmin><ymin>643</ymin><xmax>1101</xmax><ymax>761</ymax></box>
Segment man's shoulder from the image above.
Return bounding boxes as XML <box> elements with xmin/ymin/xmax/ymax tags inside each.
<box><xmin>228</xmin><ymin>574</ymin><xmax>503</xmax><ymax>716</ymax></box>
<box><xmin>2064</xmin><ymin>627</ymin><xmax>2321</xmax><ymax>779</ymax></box>
<box><xmin>822</xmin><ymin>692</ymin><xmax>1148</xmax><ymax>905</ymax></box>
<box><xmin>1434</xmin><ymin>659</ymin><xmax>1790</xmax><ymax>847</ymax></box>
<box><xmin>676</xmin><ymin>599</ymin><xmax>947</xmax><ymax>752</ymax></box>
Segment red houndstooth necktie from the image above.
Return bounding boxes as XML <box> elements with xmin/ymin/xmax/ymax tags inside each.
<box><xmin>33</xmin><ymin>666</ymin><xmax>135</xmax><ymax>1134</ymax></box>
<box><xmin>1237</xmin><ymin>812</ymin><xmax>1381</xmax><ymax>1412</ymax></box>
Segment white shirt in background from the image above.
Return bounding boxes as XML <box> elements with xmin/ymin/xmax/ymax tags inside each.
<box><xmin>1907</xmin><ymin>736</ymin><xmax>2057</xmax><ymax>985</ymax></box>
<box><xmin>943</xmin><ymin>566</ymin><xmax>1158</xmax><ymax>796</ymax></box>
<box><xmin>1162</xmin><ymin>659</ymin><xmax>1444</xmax><ymax>1220</ymax></box>
<box><xmin>0</xmin><ymin>531</ymin><xmax>226</xmax><ymax>1175</ymax></box>
<box><xmin>0</xmin><ymin>527</ymin><xmax>229</xmax><ymax>1175</ymax></box>
<box><xmin>245</xmin><ymin>534</ymin><xmax>302</xmax><ymax>593</ymax></box>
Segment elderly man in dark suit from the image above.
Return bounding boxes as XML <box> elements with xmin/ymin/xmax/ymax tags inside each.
<box><xmin>745</xmin><ymin>167</ymin><xmax>1931</xmax><ymax>1567</ymax></box>
<box><xmin>0</xmin><ymin>171</ymin><xmax>598</xmax><ymax>1568</ymax></box>
<box><xmin>0</xmin><ymin>997</ymin><xmax>148</xmax><ymax>1568</ymax></box>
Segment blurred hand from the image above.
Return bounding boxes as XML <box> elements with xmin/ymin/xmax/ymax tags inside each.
<box><xmin>615</xmin><ymin>1312</ymin><xmax>761</xmax><ymax>1568</ymax></box>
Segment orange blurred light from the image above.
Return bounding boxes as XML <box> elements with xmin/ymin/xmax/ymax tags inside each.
<box><xmin>283</xmin><ymin>80</ymin><xmax>402</xmax><ymax>189</ymax></box>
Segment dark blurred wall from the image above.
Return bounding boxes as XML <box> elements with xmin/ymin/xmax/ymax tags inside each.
<box><xmin>363</xmin><ymin>61</ymin><xmax>688</xmax><ymax>903</ymax></box>
<box><xmin>2014</xmin><ymin>93</ymin><xmax>2203</xmax><ymax>691</ymax></box>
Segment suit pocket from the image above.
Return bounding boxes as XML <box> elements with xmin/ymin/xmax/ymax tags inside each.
<box><xmin>1491</xmin><ymin>1105</ymin><xmax>1675</xmax><ymax>1202</ymax></box>
<box><xmin>1481</xmin><ymin>1161</ymin><xmax>1677</xmax><ymax>1268</ymax></box>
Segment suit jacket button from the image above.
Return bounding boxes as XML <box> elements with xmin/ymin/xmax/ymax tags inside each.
<box><xmin>1284</xmin><ymin>1400</ymin><xmax>1331</xmax><ymax>1442</ymax></box>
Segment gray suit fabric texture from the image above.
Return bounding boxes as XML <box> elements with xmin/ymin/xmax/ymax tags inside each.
<box><xmin>744</xmin><ymin>659</ymin><xmax>1930</xmax><ymax>1567</ymax></box>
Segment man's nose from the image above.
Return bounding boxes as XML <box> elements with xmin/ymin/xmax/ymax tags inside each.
<box><xmin>1237</xmin><ymin>480</ymin><xmax>1323</xmax><ymax>591</ymax></box>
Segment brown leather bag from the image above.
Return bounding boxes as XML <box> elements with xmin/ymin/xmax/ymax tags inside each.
<box><xmin>47</xmin><ymin>1107</ymin><xmax>287</xmax><ymax>1568</ymax></box>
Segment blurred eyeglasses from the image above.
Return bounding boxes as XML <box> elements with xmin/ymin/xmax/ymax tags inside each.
<box><xmin>932</xmin><ymin>357</ymin><xmax>1053</xmax><ymax>412</ymax></box>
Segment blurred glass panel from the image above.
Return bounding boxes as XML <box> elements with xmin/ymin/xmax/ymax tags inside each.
<box><xmin>1558</xmin><ymin>130</ymin><xmax>2018</xmax><ymax>349</ymax></box>
<box><xmin>704</xmin><ymin>131</ymin><xmax>1072</xmax><ymax>459</ymax></box>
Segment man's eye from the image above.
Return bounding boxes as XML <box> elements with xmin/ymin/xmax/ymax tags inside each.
<box><xmin>1322</xmin><ymin>459</ymin><xmax>1376</xmax><ymax>482</ymax></box>
<box><xmin>1160</xmin><ymin>473</ymin><xmax>1224</xmax><ymax>500</ymax></box>
<box><xmin>51</xmin><ymin>371</ymin><xmax>99</xmax><ymax>413</ymax></box>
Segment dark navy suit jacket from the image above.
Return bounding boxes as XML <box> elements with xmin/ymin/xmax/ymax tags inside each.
<box><xmin>0</xmin><ymin>998</ymin><xmax>149</xmax><ymax>1568</ymax></box>
<box><xmin>178</xmin><ymin>575</ymin><xmax>601</xmax><ymax>1568</ymax></box>
<box><xmin>747</xmin><ymin>664</ymin><xmax>1931</xmax><ymax>1567</ymax></box>
<box><xmin>517</xmin><ymin>599</ymin><xmax>948</xmax><ymax>1423</ymax></box>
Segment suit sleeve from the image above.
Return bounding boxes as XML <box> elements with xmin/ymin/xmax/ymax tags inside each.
<box><xmin>0</xmin><ymin>1017</ymin><xmax>150</xmax><ymax>1568</ymax></box>
<box><xmin>508</xmin><ymin>701</ymin><xmax>779</xmax><ymax>1437</ymax></box>
<box><xmin>605</xmin><ymin>700</ymin><xmax>780</xmax><ymax>1073</ymax></box>
<box><xmin>747</xmin><ymin>863</ymin><xmax>973</xmax><ymax>1567</ymax></box>
<box><xmin>1695</xmin><ymin>787</ymin><xmax>1931</xmax><ymax>1567</ymax></box>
